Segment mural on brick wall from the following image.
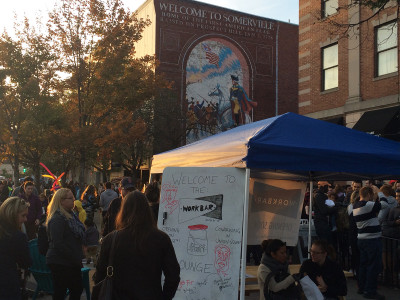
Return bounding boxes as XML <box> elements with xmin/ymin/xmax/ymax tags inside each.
<box><xmin>185</xmin><ymin>38</ymin><xmax>257</xmax><ymax>144</ymax></box>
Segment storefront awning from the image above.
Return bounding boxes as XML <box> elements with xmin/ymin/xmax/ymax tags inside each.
<box><xmin>324</xmin><ymin>116</ymin><xmax>344</xmax><ymax>125</ymax></box>
<box><xmin>352</xmin><ymin>106</ymin><xmax>400</xmax><ymax>133</ymax></box>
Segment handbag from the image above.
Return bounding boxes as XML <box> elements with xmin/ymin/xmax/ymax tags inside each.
<box><xmin>92</xmin><ymin>231</ymin><xmax>118</xmax><ymax>300</ymax></box>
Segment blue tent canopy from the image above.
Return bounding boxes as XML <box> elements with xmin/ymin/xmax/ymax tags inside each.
<box><xmin>151</xmin><ymin>112</ymin><xmax>400</xmax><ymax>180</ymax></box>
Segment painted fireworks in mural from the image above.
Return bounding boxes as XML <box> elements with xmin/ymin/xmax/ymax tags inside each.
<box><xmin>185</xmin><ymin>38</ymin><xmax>257</xmax><ymax>144</ymax></box>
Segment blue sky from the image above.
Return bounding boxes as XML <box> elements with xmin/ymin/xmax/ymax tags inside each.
<box><xmin>0</xmin><ymin>0</ymin><xmax>298</xmax><ymax>33</ymax></box>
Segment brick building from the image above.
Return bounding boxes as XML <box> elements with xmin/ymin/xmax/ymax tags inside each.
<box><xmin>135</xmin><ymin>0</ymin><xmax>298</xmax><ymax>153</ymax></box>
<box><xmin>299</xmin><ymin>1</ymin><xmax>400</xmax><ymax>140</ymax></box>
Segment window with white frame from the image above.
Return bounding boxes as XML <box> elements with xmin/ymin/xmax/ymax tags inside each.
<box><xmin>322</xmin><ymin>0</ymin><xmax>338</xmax><ymax>18</ymax></box>
<box><xmin>322</xmin><ymin>43</ymin><xmax>338</xmax><ymax>91</ymax></box>
<box><xmin>376</xmin><ymin>22</ymin><xmax>398</xmax><ymax>77</ymax></box>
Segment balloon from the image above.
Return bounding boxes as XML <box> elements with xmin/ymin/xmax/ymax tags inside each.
<box><xmin>40</xmin><ymin>163</ymin><xmax>65</xmax><ymax>191</ymax></box>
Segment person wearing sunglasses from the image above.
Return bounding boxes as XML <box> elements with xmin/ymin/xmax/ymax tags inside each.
<box><xmin>300</xmin><ymin>240</ymin><xmax>347</xmax><ymax>300</ymax></box>
<box><xmin>0</xmin><ymin>197</ymin><xmax>32</xmax><ymax>299</ymax></box>
<box><xmin>46</xmin><ymin>188</ymin><xmax>85</xmax><ymax>300</ymax></box>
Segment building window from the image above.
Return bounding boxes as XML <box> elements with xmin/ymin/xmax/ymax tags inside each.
<box><xmin>322</xmin><ymin>0</ymin><xmax>338</xmax><ymax>18</ymax></box>
<box><xmin>322</xmin><ymin>43</ymin><xmax>338</xmax><ymax>91</ymax></box>
<box><xmin>376</xmin><ymin>22</ymin><xmax>398</xmax><ymax>77</ymax></box>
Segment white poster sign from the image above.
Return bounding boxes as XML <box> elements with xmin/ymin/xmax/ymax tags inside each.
<box><xmin>247</xmin><ymin>179</ymin><xmax>306</xmax><ymax>246</ymax></box>
<box><xmin>158</xmin><ymin>167</ymin><xmax>247</xmax><ymax>300</ymax></box>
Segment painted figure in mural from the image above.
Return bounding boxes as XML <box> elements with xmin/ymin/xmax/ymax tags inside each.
<box><xmin>194</xmin><ymin>100</ymin><xmax>205</xmax><ymax>119</ymax></box>
<box><xmin>229</xmin><ymin>75</ymin><xmax>257</xmax><ymax>126</ymax></box>
<box><xmin>208</xmin><ymin>85</ymin><xmax>233</xmax><ymax>130</ymax></box>
<box><xmin>186</xmin><ymin>98</ymin><xmax>199</xmax><ymax>138</ymax></box>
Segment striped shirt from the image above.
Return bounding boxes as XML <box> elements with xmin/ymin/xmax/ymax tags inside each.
<box><xmin>352</xmin><ymin>200</ymin><xmax>382</xmax><ymax>239</ymax></box>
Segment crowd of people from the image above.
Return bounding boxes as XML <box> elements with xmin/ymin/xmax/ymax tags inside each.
<box><xmin>312</xmin><ymin>180</ymin><xmax>400</xmax><ymax>299</ymax></box>
<box><xmin>0</xmin><ymin>175</ymin><xmax>179</xmax><ymax>300</ymax></box>
<box><xmin>257</xmin><ymin>179</ymin><xmax>400</xmax><ymax>300</ymax></box>
<box><xmin>1</xmin><ymin>175</ymin><xmax>399</xmax><ymax>300</ymax></box>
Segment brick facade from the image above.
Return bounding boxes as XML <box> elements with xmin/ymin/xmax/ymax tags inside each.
<box><xmin>299</xmin><ymin>0</ymin><xmax>400</xmax><ymax>128</ymax></box>
<box><xmin>136</xmin><ymin>0</ymin><xmax>298</xmax><ymax>153</ymax></box>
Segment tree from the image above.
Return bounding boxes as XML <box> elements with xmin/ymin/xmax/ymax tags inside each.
<box><xmin>92</xmin><ymin>55</ymin><xmax>173</xmax><ymax>183</ymax></box>
<box><xmin>319</xmin><ymin>0</ymin><xmax>399</xmax><ymax>31</ymax></box>
<box><xmin>0</xmin><ymin>19</ymin><xmax>62</xmax><ymax>186</ymax></box>
<box><xmin>47</xmin><ymin>0</ymin><xmax>151</xmax><ymax>184</ymax></box>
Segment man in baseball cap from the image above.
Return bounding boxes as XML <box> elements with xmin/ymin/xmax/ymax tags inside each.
<box><xmin>102</xmin><ymin>177</ymin><xmax>136</xmax><ymax>236</ymax></box>
<box><xmin>119</xmin><ymin>177</ymin><xmax>135</xmax><ymax>190</ymax></box>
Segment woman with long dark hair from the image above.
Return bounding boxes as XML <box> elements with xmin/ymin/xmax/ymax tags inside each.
<box><xmin>0</xmin><ymin>197</ymin><xmax>31</xmax><ymax>299</ymax></box>
<box><xmin>46</xmin><ymin>188</ymin><xmax>85</xmax><ymax>300</ymax></box>
<box><xmin>257</xmin><ymin>239</ymin><xmax>300</xmax><ymax>300</ymax></box>
<box><xmin>80</xmin><ymin>185</ymin><xmax>98</xmax><ymax>221</ymax></box>
<box><xmin>95</xmin><ymin>191</ymin><xmax>180</xmax><ymax>299</ymax></box>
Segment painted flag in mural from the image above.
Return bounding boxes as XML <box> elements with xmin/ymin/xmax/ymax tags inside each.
<box><xmin>202</xmin><ymin>43</ymin><xmax>219</xmax><ymax>67</ymax></box>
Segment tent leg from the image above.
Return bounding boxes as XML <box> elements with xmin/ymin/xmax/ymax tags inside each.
<box><xmin>308</xmin><ymin>181</ymin><xmax>313</xmax><ymax>258</ymax></box>
<box><xmin>239</xmin><ymin>168</ymin><xmax>250</xmax><ymax>300</ymax></box>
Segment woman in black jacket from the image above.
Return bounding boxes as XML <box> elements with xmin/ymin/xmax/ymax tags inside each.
<box><xmin>46</xmin><ymin>188</ymin><xmax>85</xmax><ymax>300</ymax></box>
<box><xmin>300</xmin><ymin>240</ymin><xmax>347</xmax><ymax>300</ymax></box>
<box><xmin>0</xmin><ymin>196</ymin><xmax>31</xmax><ymax>299</ymax></box>
<box><xmin>95</xmin><ymin>191</ymin><xmax>180</xmax><ymax>300</ymax></box>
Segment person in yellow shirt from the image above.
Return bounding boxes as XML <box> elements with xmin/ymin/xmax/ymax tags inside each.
<box><xmin>73</xmin><ymin>200</ymin><xmax>86</xmax><ymax>224</ymax></box>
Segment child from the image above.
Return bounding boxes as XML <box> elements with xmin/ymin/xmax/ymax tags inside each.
<box><xmin>83</xmin><ymin>218</ymin><xmax>100</xmax><ymax>266</ymax></box>
<box><xmin>326</xmin><ymin>191</ymin><xmax>337</xmax><ymax>232</ymax></box>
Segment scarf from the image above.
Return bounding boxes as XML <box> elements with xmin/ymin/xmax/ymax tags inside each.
<box><xmin>58</xmin><ymin>209</ymin><xmax>85</xmax><ymax>240</ymax></box>
<box><xmin>261</xmin><ymin>252</ymin><xmax>289</xmax><ymax>274</ymax></box>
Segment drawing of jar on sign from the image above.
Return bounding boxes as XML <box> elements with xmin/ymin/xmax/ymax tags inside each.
<box><xmin>187</xmin><ymin>224</ymin><xmax>208</xmax><ymax>256</ymax></box>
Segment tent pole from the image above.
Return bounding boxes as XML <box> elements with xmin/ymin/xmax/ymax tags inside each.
<box><xmin>308</xmin><ymin>180</ymin><xmax>313</xmax><ymax>258</ymax></box>
<box><xmin>239</xmin><ymin>168</ymin><xmax>250</xmax><ymax>300</ymax></box>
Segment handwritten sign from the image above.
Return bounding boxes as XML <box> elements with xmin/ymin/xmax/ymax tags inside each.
<box><xmin>247</xmin><ymin>179</ymin><xmax>306</xmax><ymax>246</ymax></box>
<box><xmin>159</xmin><ymin>167</ymin><xmax>246</xmax><ymax>300</ymax></box>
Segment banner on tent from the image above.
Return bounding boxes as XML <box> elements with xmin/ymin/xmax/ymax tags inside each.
<box><xmin>247</xmin><ymin>179</ymin><xmax>306</xmax><ymax>246</ymax></box>
<box><xmin>158</xmin><ymin>167</ymin><xmax>247</xmax><ymax>300</ymax></box>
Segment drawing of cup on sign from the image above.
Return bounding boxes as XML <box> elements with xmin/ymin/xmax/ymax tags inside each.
<box><xmin>214</xmin><ymin>244</ymin><xmax>231</xmax><ymax>276</ymax></box>
<box><xmin>187</xmin><ymin>225</ymin><xmax>208</xmax><ymax>256</ymax></box>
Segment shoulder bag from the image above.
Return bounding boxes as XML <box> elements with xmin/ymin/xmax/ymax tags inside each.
<box><xmin>92</xmin><ymin>231</ymin><xmax>118</xmax><ymax>300</ymax></box>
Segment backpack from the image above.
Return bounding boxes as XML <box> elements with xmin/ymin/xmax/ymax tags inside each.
<box><xmin>263</xmin><ymin>270</ymin><xmax>301</xmax><ymax>300</ymax></box>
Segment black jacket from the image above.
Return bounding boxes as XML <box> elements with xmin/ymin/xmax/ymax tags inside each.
<box><xmin>95</xmin><ymin>228</ymin><xmax>180</xmax><ymax>300</ymax></box>
<box><xmin>313</xmin><ymin>190</ymin><xmax>336</xmax><ymax>223</ymax></box>
<box><xmin>300</xmin><ymin>257</ymin><xmax>347</xmax><ymax>299</ymax></box>
<box><xmin>0</xmin><ymin>230</ymin><xmax>31</xmax><ymax>299</ymax></box>
<box><xmin>102</xmin><ymin>197</ymin><xmax>121</xmax><ymax>237</ymax></box>
<box><xmin>384</xmin><ymin>206</ymin><xmax>400</xmax><ymax>239</ymax></box>
<box><xmin>46</xmin><ymin>211</ymin><xmax>83</xmax><ymax>267</ymax></box>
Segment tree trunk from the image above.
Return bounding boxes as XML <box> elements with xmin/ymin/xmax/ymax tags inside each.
<box><xmin>12</xmin><ymin>163</ymin><xmax>20</xmax><ymax>187</ymax></box>
<box><xmin>79</xmin><ymin>149</ymin><xmax>86</xmax><ymax>185</ymax></box>
<box><xmin>102</xmin><ymin>171</ymin><xmax>108</xmax><ymax>183</ymax></box>
<box><xmin>32</xmin><ymin>162</ymin><xmax>41</xmax><ymax>192</ymax></box>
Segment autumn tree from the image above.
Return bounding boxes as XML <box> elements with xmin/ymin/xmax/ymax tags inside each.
<box><xmin>47</xmin><ymin>0</ymin><xmax>151</xmax><ymax>184</ymax></box>
<box><xmin>0</xmin><ymin>19</ymin><xmax>62</xmax><ymax>186</ymax></box>
<box><xmin>92</xmin><ymin>55</ymin><xmax>172</xmax><ymax>182</ymax></box>
<box><xmin>318</xmin><ymin>0</ymin><xmax>400</xmax><ymax>34</ymax></box>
